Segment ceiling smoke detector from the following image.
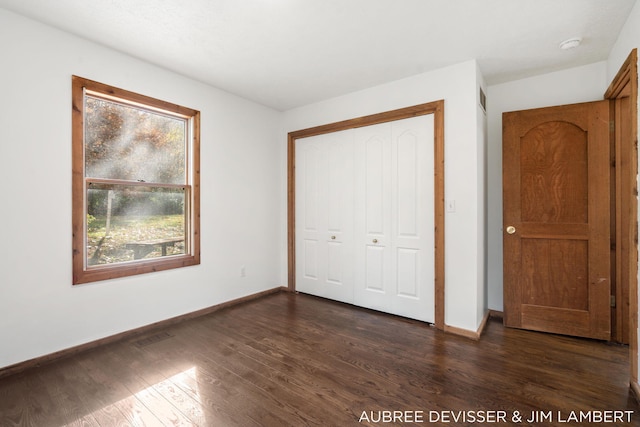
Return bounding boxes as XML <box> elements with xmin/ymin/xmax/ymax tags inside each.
<box><xmin>559</xmin><ymin>37</ymin><xmax>582</xmax><ymax>50</ymax></box>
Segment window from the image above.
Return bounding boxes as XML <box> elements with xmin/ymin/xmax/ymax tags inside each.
<box><xmin>72</xmin><ymin>76</ymin><xmax>200</xmax><ymax>284</ymax></box>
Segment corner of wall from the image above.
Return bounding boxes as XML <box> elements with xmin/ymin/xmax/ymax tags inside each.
<box><xmin>476</xmin><ymin>62</ymin><xmax>489</xmax><ymax>327</ymax></box>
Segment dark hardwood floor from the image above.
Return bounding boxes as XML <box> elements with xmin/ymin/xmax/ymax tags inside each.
<box><xmin>1</xmin><ymin>292</ymin><xmax>639</xmax><ymax>426</ymax></box>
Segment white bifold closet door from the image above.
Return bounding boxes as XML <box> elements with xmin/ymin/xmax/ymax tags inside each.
<box><xmin>295</xmin><ymin>114</ymin><xmax>434</xmax><ymax>323</ymax></box>
<box><xmin>295</xmin><ymin>130</ymin><xmax>355</xmax><ymax>304</ymax></box>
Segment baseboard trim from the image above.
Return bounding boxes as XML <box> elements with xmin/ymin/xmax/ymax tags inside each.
<box><xmin>488</xmin><ymin>309</ymin><xmax>504</xmax><ymax>320</ymax></box>
<box><xmin>0</xmin><ymin>286</ymin><xmax>285</xmax><ymax>380</ymax></box>
<box><xmin>444</xmin><ymin>310</ymin><xmax>492</xmax><ymax>341</ymax></box>
<box><xmin>444</xmin><ymin>324</ymin><xmax>480</xmax><ymax>340</ymax></box>
<box><xmin>477</xmin><ymin>310</ymin><xmax>491</xmax><ymax>337</ymax></box>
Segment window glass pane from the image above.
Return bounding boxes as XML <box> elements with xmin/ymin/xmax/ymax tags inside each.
<box><xmin>87</xmin><ymin>184</ymin><xmax>186</xmax><ymax>266</ymax></box>
<box><xmin>84</xmin><ymin>96</ymin><xmax>186</xmax><ymax>184</ymax></box>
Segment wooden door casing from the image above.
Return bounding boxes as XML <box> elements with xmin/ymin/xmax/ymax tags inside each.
<box><xmin>613</xmin><ymin>94</ymin><xmax>632</xmax><ymax>344</ymax></box>
<box><xmin>604</xmin><ymin>47</ymin><xmax>638</xmax><ymax>389</ymax></box>
<box><xmin>503</xmin><ymin>100</ymin><xmax>611</xmax><ymax>340</ymax></box>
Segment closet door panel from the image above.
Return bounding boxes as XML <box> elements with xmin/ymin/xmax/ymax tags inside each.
<box><xmin>355</xmin><ymin>122</ymin><xmax>393</xmax><ymax>311</ymax></box>
<box><xmin>302</xmin><ymin>239</ymin><xmax>319</xmax><ymax>280</ymax></box>
<box><xmin>296</xmin><ymin>132</ymin><xmax>354</xmax><ymax>303</ymax></box>
<box><xmin>396</xmin><ymin>130</ymin><xmax>418</xmax><ymax>236</ymax></box>
<box><xmin>365</xmin><ymin>134</ymin><xmax>387</xmax><ymax>234</ymax></box>
<box><xmin>396</xmin><ymin>248</ymin><xmax>419</xmax><ymax>298</ymax></box>
<box><xmin>323</xmin><ymin>131</ymin><xmax>354</xmax><ymax>300</ymax></box>
<box><xmin>390</xmin><ymin>115</ymin><xmax>435</xmax><ymax>322</ymax></box>
<box><xmin>365</xmin><ymin>246</ymin><xmax>385</xmax><ymax>292</ymax></box>
<box><xmin>296</xmin><ymin>136</ymin><xmax>325</xmax><ymax>296</ymax></box>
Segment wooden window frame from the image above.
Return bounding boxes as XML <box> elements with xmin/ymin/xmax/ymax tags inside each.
<box><xmin>72</xmin><ymin>76</ymin><xmax>200</xmax><ymax>284</ymax></box>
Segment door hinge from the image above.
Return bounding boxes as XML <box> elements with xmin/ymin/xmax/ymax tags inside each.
<box><xmin>611</xmin><ymin>295</ymin><xmax>616</xmax><ymax>308</ymax></box>
<box><xmin>610</xmin><ymin>121</ymin><xmax>615</xmax><ymax>132</ymax></box>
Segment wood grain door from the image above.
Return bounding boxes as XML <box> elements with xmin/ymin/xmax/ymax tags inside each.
<box><xmin>503</xmin><ymin>100</ymin><xmax>611</xmax><ymax>340</ymax></box>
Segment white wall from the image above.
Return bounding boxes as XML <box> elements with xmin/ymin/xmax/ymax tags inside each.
<box><xmin>605</xmin><ymin>0</ymin><xmax>640</xmax><ymax>385</ymax></box>
<box><xmin>0</xmin><ymin>9</ymin><xmax>282</xmax><ymax>369</ymax></box>
<box><xmin>607</xmin><ymin>1</ymin><xmax>640</xmax><ymax>83</ymax></box>
<box><xmin>485</xmin><ymin>62</ymin><xmax>608</xmax><ymax>311</ymax></box>
<box><xmin>281</xmin><ymin>60</ymin><xmax>485</xmax><ymax>332</ymax></box>
<box><xmin>3</xmin><ymin>3</ymin><xmax>628</xmax><ymax>371</ymax></box>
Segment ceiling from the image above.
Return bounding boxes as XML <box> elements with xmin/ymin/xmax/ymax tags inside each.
<box><xmin>0</xmin><ymin>0</ymin><xmax>636</xmax><ymax>110</ymax></box>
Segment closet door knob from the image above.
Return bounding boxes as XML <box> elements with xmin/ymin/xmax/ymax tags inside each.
<box><xmin>331</xmin><ymin>235</ymin><xmax>336</xmax><ymax>240</ymax></box>
<box><xmin>372</xmin><ymin>239</ymin><xmax>378</xmax><ymax>243</ymax></box>
<box><xmin>506</xmin><ymin>226</ymin><xmax>516</xmax><ymax>235</ymax></box>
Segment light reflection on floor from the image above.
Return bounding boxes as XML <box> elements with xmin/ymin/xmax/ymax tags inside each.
<box><xmin>64</xmin><ymin>366</ymin><xmax>206</xmax><ymax>426</ymax></box>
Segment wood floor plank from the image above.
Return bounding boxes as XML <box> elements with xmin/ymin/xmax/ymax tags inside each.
<box><xmin>223</xmin><ymin>298</ymin><xmax>467</xmax><ymax>411</ymax></box>
<box><xmin>98</xmin><ymin>344</ymin><xmax>200</xmax><ymax>426</ymax></box>
<box><xmin>164</xmin><ymin>365</ymin><xmax>265</xmax><ymax>427</ymax></box>
<box><xmin>1</xmin><ymin>292</ymin><xmax>639</xmax><ymax>426</ymax></box>
<box><xmin>0</xmin><ymin>374</ymin><xmax>35</xmax><ymax>427</ymax></box>
<box><xmin>204</xmin><ymin>311</ymin><xmax>405</xmax><ymax>413</ymax></box>
<box><xmin>191</xmin><ymin>304</ymin><xmax>414</xmax><ymax>422</ymax></box>
<box><xmin>121</xmin><ymin>332</ymin><xmax>269</xmax><ymax>427</ymax></box>
<box><xmin>0</xmin><ymin>364</ymin><xmax>76</xmax><ymax>427</ymax></box>
<box><xmin>75</xmin><ymin>347</ymin><xmax>166</xmax><ymax>427</ymax></box>
<box><xmin>181</xmin><ymin>320</ymin><xmax>339</xmax><ymax>425</ymax></box>
<box><xmin>43</xmin><ymin>353</ymin><xmax>131</xmax><ymax>427</ymax></box>
<box><xmin>111</xmin><ymin>395</ymin><xmax>165</xmax><ymax>427</ymax></box>
<box><xmin>35</xmin><ymin>360</ymin><xmax>101</xmax><ymax>427</ymax></box>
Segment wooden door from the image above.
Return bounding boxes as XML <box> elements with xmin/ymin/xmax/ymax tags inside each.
<box><xmin>503</xmin><ymin>100</ymin><xmax>611</xmax><ymax>340</ymax></box>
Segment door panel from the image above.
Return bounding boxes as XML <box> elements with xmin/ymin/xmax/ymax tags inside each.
<box><xmin>397</xmin><ymin>248</ymin><xmax>419</xmax><ymax>298</ymax></box>
<box><xmin>356</xmin><ymin>122</ymin><xmax>393</xmax><ymax>310</ymax></box>
<box><xmin>397</xmin><ymin>130</ymin><xmax>419</xmax><ymax>236</ymax></box>
<box><xmin>520</xmin><ymin>121</ymin><xmax>588</xmax><ymax>223</ymax></box>
<box><xmin>520</xmin><ymin>239</ymin><xmax>588</xmax><ymax>310</ymax></box>
<box><xmin>302</xmin><ymin>144</ymin><xmax>320</xmax><ymax>233</ymax></box>
<box><xmin>298</xmin><ymin>139</ymin><xmax>322</xmax><ymax>295</ymax></box>
<box><xmin>302</xmin><ymin>239</ymin><xmax>318</xmax><ymax>280</ymax></box>
<box><xmin>324</xmin><ymin>132</ymin><xmax>354</xmax><ymax>293</ymax></box>
<box><xmin>354</xmin><ymin>115</ymin><xmax>434</xmax><ymax>322</ymax></box>
<box><xmin>326</xmin><ymin>241</ymin><xmax>343</xmax><ymax>284</ymax></box>
<box><xmin>503</xmin><ymin>100</ymin><xmax>611</xmax><ymax>340</ymax></box>
<box><xmin>296</xmin><ymin>132</ymin><xmax>354</xmax><ymax>303</ymax></box>
<box><xmin>365</xmin><ymin>246</ymin><xmax>386</xmax><ymax>292</ymax></box>
<box><xmin>365</xmin><ymin>133</ymin><xmax>389</xmax><ymax>236</ymax></box>
<box><xmin>390</xmin><ymin>116</ymin><xmax>434</xmax><ymax>321</ymax></box>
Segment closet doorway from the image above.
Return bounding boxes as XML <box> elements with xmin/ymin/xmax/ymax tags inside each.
<box><xmin>287</xmin><ymin>101</ymin><xmax>445</xmax><ymax>328</ymax></box>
